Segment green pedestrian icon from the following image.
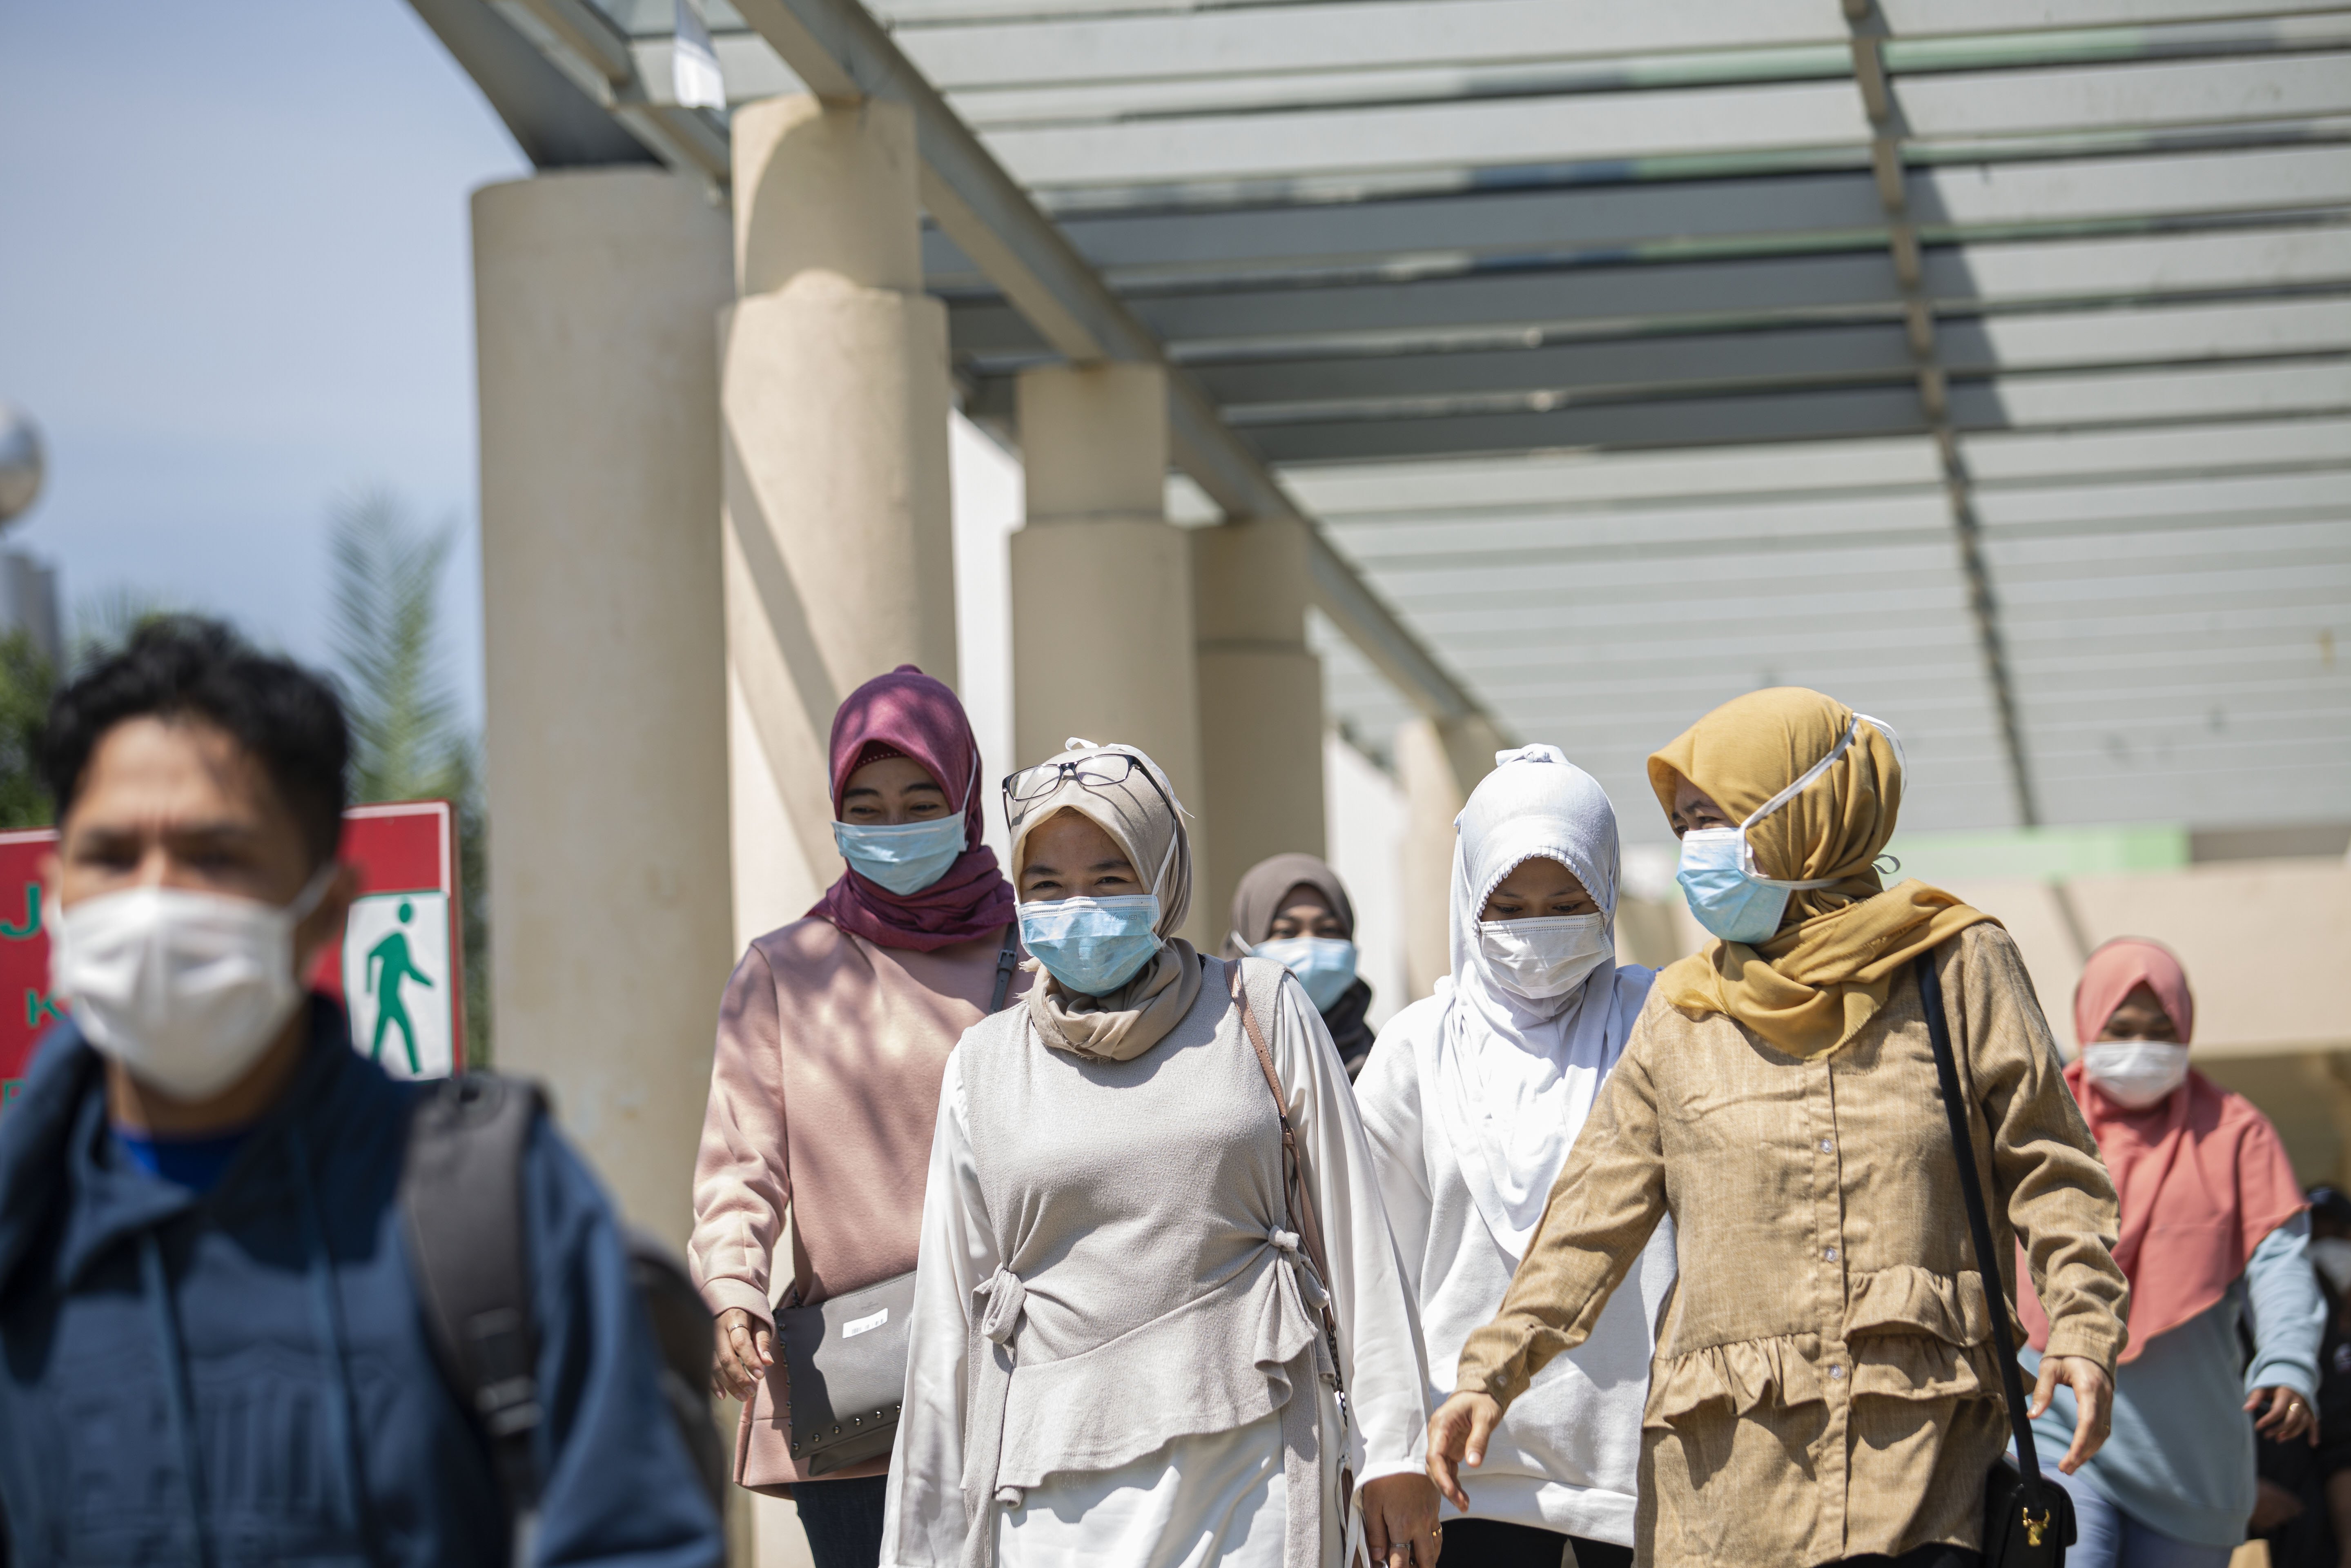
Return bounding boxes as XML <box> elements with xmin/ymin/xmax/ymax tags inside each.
<box><xmin>367</xmin><ymin>900</ymin><xmax>435</xmax><ymax>1074</ymax></box>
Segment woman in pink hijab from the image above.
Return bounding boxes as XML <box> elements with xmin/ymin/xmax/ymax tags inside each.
<box><xmin>690</xmin><ymin>666</ymin><xmax>1024</xmax><ymax>1568</ymax></box>
<box><xmin>2017</xmin><ymin>937</ymin><xmax>2324</xmax><ymax>1568</ymax></box>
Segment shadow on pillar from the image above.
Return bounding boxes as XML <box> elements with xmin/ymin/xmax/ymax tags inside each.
<box><xmin>1397</xmin><ymin>713</ymin><xmax>1509</xmax><ymax>1001</ymax></box>
<box><xmin>1193</xmin><ymin>515</ymin><xmax>1326</xmax><ymax>939</ymax></box>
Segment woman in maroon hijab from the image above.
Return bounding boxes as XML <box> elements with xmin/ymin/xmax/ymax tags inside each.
<box><xmin>691</xmin><ymin>666</ymin><xmax>1023</xmax><ymax>1568</ymax></box>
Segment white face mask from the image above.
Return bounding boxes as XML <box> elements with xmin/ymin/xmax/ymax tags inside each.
<box><xmin>2079</xmin><ymin>1039</ymin><xmax>2190</xmax><ymax>1111</ymax></box>
<box><xmin>51</xmin><ymin>867</ymin><xmax>334</xmax><ymax>1101</ymax></box>
<box><xmin>1476</xmin><ymin>913</ymin><xmax>1611</xmax><ymax>1001</ymax></box>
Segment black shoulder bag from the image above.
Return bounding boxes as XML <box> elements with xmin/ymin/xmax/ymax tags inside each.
<box><xmin>1914</xmin><ymin>951</ymin><xmax>2075</xmax><ymax>1568</ymax></box>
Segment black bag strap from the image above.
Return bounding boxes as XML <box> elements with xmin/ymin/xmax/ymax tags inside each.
<box><xmin>400</xmin><ymin>1073</ymin><xmax>545</xmax><ymax>1511</ymax></box>
<box><xmin>989</xmin><ymin>925</ymin><xmax>1021</xmax><ymax>1012</ymax></box>
<box><xmin>1914</xmin><ymin>953</ymin><xmax>2051</xmax><ymax>1506</ymax></box>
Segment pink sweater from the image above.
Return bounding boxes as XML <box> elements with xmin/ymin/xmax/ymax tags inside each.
<box><xmin>691</xmin><ymin>915</ymin><xmax>1025</xmax><ymax>1487</ymax></box>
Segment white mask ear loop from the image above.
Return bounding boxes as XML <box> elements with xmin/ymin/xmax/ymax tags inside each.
<box><xmin>287</xmin><ymin>861</ymin><xmax>339</xmax><ymax>921</ymax></box>
<box><xmin>951</xmin><ymin>746</ymin><xmax>980</xmax><ymax>846</ymax></box>
<box><xmin>1733</xmin><ymin>713</ymin><xmax>1898</xmax><ymax>890</ymax></box>
<box><xmin>1073</xmin><ymin>746</ymin><xmax>1183</xmax><ymax>920</ymax></box>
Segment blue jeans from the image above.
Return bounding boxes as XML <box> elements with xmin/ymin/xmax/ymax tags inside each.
<box><xmin>794</xmin><ymin>1474</ymin><xmax>889</xmax><ymax>1568</ymax></box>
<box><xmin>2045</xmin><ymin>1466</ymin><xmax>2236</xmax><ymax>1568</ymax></box>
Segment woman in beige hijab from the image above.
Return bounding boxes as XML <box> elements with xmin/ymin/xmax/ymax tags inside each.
<box><xmin>1425</xmin><ymin>689</ymin><xmax>2130</xmax><ymax>1568</ymax></box>
<box><xmin>880</xmin><ymin>740</ymin><xmax>1440</xmax><ymax>1568</ymax></box>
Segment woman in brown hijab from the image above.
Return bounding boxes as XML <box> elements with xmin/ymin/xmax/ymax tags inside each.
<box><xmin>1424</xmin><ymin>688</ymin><xmax>2130</xmax><ymax>1568</ymax></box>
<box><xmin>1227</xmin><ymin>853</ymin><xmax>1379</xmax><ymax>1078</ymax></box>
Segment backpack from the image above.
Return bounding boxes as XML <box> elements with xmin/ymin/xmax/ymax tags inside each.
<box><xmin>398</xmin><ymin>1074</ymin><xmax>729</xmax><ymax>1522</ymax></box>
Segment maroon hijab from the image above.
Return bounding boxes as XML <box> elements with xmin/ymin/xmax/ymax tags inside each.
<box><xmin>807</xmin><ymin>665</ymin><xmax>1016</xmax><ymax>951</ymax></box>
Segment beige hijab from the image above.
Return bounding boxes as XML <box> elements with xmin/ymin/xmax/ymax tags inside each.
<box><xmin>1007</xmin><ymin>739</ymin><xmax>1203</xmax><ymax>1062</ymax></box>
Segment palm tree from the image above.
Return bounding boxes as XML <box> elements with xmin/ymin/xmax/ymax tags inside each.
<box><xmin>328</xmin><ymin>489</ymin><xmax>492</xmax><ymax>1067</ymax></box>
<box><xmin>0</xmin><ymin>632</ymin><xmax>52</xmax><ymax>829</ymax></box>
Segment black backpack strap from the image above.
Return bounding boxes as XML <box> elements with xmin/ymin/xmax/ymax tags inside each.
<box><xmin>1915</xmin><ymin>954</ymin><xmax>2052</xmax><ymax>1506</ymax></box>
<box><xmin>401</xmin><ymin>1073</ymin><xmax>545</xmax><ymax>1511</ymax></box>
<box><xmin>989</xmin><ymin>925</ymin><xmax>1021</xmax><ymax>1011</ymax></box>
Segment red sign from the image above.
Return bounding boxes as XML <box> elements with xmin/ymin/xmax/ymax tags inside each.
<box><xmin>0</xmin><ymin>801</ymin><xmax>465</xmax><ymax>1113</ymax></box>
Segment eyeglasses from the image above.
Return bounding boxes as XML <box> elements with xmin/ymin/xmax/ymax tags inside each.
<box><xmin>1003</xmin><ymin>752</ymin><xmax>1172</xmax><ymax>816</ymax></box>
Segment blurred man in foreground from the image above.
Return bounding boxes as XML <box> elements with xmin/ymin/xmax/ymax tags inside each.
<box><xmin>0</xmin><ymin>618</ymin><xmax>722</xmax><ymax>1567</ymax></box>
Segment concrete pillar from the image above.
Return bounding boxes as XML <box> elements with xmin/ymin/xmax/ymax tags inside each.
<box><xmin>1396</xmin><ymin>713</ymin><xmax>1508</xmax><ymax>1001</ymax></box>
<box><xmin>1193</xmin><ymin>516</ymin><xmax>1325</xmax><ymax>941</ymax></box>
<box><xmin>1009</xmin><ymin>362</ymin><xmax>1212</xmax><ymax>946</ymax></box>
<box><xmin>722</xmin><ymin>96</ymin><xmax>958</xmax><ymax>948</ymax></box>
<box><xmin>473</xmin><ymin>169</ymin><xmax>736</xmax><ymax>1247</ymax></box>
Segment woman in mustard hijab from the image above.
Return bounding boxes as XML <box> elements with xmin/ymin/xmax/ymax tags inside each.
<box><xmin>1424</xmin><ymin>689</ymin><xmax>2132</xmax><ymax>1568</ymax></box>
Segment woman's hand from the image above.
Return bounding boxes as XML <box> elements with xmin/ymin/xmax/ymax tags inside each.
<box><xmin>1360</xmin><ymin>1472</ymin><xmax>1443</xmax><ymax>1567</ymax></box>
<box><xmin>2248</xmin><ymin>1383</ymin><xmax>2320</xmax><ymax>1444</ymax></box>
<box><xmin>1425</xmin><ymin>1391</ymin><xmax>1503</xmax><ymax>1512</ymax></box>
<box><xmin>2028</xmin><ymin>1355</ymin><xmax>2112</xmax><ymax>1473</ymax></box>
<box><xmin>713</xmin><ymin>1307</ymin><xmax>774</xmax><ymax>1400</ymax></box>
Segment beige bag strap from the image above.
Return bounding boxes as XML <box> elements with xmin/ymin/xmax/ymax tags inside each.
<box><xmin>1226</xmin><ymin>960</ymin><xmax>1341</xmax><ymax>1350</ymax></box>
<box><xmin>1227</xmin><ymin>957</ymin><xmax>1360</xmax><ymax>1543</ymax></box>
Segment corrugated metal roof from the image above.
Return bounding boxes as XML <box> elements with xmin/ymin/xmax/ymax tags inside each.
<box><xmin>524</xmin><ymin>0</ymin><xmax>2351</xmax><ymax>838</ymax></box>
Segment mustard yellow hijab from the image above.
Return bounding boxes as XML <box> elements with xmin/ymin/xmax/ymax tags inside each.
<box><xmin>1647</xmin><ymin>688</ymin><xmax>1995</xmax><ymax>1059</ymax></box>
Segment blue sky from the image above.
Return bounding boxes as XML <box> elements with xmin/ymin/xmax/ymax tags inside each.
<box><xmin>0</xmin><ymin>0</ymin><xmax>527</xmax><ymax>718</ymax></box>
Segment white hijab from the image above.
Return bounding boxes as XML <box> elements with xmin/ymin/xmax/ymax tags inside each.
<box><xmin>1434</xmin><ymin>745</ymin><xmax>1656</xmax><ymax>1261</ymax></box>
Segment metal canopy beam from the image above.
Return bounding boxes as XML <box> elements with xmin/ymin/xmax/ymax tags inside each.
<box><xmin>724</xmin><ymin>0</ymin><xmax>1489</xmax><ymax>725</ymax></box>
<box><xmin>919</xmin><ymin>144</ymin><xmax>2351</xmax><ymax>292</ymax></box>
<box><xmin>878</xmin><ymin>0</ymin><xmax>2343</xmax><ymax>38</ymax></box>
<box><xmin>1847</xmin><ymin>0</ymin><xmax>2038</xmax><ymax>825</ymax></box>
<box><xmin>882</xmin><ymin>0</ymin><xmax>2351</xmax><ymax>89</ymax></box>
<box><xmin>945</xmin><ymin>226</ymin><xmax>2351</xmax><ymax>362</ymax></box>
<box><xmin>1200</xmin><ymin>363</ymin><xmax>2351</xmax><ymax>466</ymax></box>
<box><xmin>421</xmin><ymin>0</ymin><xmax>732</xmax><ymax>175</ymax></box>
<box><xmin>406</xmin><ymin>0</ymin><xmax>662</xmax><ymax>168</ymax></box>
<box><xmin>968</xmin><ymin>52</ymin><xmax>2350</xmax><ymax>194</ymax></box>
<box><xmin>966</xmin><ymin>299</ymin><xmax>2351</xmax><ymax>417</ymax></box>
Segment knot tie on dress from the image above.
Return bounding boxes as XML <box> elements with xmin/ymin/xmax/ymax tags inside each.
<box><xmin>975</xmin><ymin>1267</ymin><xmax>1027</xmax><ymax>1346</ymax></box>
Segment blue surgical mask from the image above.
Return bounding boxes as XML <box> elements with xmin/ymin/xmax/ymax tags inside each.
<box><xmin>1674</xmin><ymin>712</ymin><xmax>1899</xmax><ymax>946</ymax></box>
<box><xmin>1019</xmin><ymin>895</ymin><xmax>1162</xmax><ymax>996</ymax></box>
<box><xmin>833</xmin><ymin>815</ymin><xmax>967</xmax><ymax>895</ymax></box>
<box><xmin>1675</xmin><ymin>828</ymin><xmax>1802</xmax><ymax>944</ymax></box>
<box><xmin>1253</xmin><ymin>935</ymin><xmax>1359</xmax><ymax>1012</ymax></box>
<box><xmin>832</xmin><ymin>755</ymin><xmax>976</xmax><ymax>895</ymax></box>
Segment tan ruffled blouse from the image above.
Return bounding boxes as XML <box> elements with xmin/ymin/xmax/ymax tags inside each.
<box><xmin>1457</xmin><ymin>924</ymin><xmax>2128</xmax><ymax>1566</ymax></box>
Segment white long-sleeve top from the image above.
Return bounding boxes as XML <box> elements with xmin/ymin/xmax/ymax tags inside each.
<box><xmin>880</xmin><ymin>960</ymin><xmax>1430</xmax><ymax>1568</ymax></box>
<box><xmin>1355</xmin><ymin>993</ymin><xmax>1676</xmax><ymax>1546</ymax></box>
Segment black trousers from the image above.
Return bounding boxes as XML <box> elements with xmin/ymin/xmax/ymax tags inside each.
<box><xmin>793</xmin><ymin>1474</ymin><xmax>889</xmax><ymax>1568</ymax></box>
<box><xmin>1433</xmin><ymin>1518</ymin><xmax>1979</xmax><ymax>1568</ymax></box>
<box><xmin>1435</xmin><ymin>1517</ymin><xmax>1634</xmax><ymax>1567</ymax></box>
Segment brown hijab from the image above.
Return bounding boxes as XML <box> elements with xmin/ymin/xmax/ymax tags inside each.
<box><xmin>1647</xmin><ymin>688</ymin><xmax>1994</xmax><ymax>1059</ymax></box>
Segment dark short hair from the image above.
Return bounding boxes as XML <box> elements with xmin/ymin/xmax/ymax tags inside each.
<box><xmin>42</xmin><ymin>617</ymin><xmax>350</xmax><ymax>866</ymax></box>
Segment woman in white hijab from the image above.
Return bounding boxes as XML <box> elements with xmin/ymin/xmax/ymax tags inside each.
<box><xmin>1355</xmin><ymin>746</ymin><xmax>1673</xmax><ymax>1568</ymax></box>
<box><xmin>880</xmin><ymin>740</ymin><xmax>1439</xmax><ymax>1568</ymax></box>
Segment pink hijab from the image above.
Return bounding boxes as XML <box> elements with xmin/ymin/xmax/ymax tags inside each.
<box><xmin>806</xmin><ymin>666</ymin><xmax>1016</xmax><ymax>952</ymax></box>
<box><xmin>2020</xmin><ymin>938</ymin><xmax>2304</xmax><ymax>1362</ymax></box>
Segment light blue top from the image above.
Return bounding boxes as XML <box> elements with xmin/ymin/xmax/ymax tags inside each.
<box><xmin>2022</xmin><ymin>1213</ymin><xmax>2324</xmax><ymax>1548</ymax></box>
